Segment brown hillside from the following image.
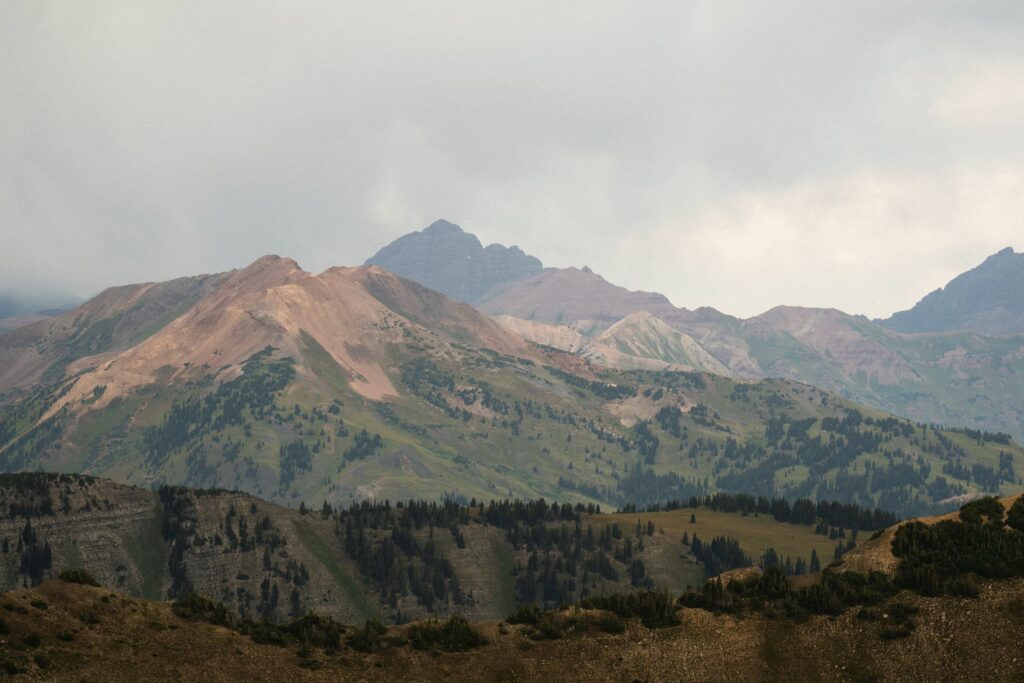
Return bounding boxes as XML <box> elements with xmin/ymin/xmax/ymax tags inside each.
<box><xmin>0</xmin><ymin>273</ymin><xmax>227</xmax><ymax>392</ymax></box>
<box><xmin>2</xmin><ymin>575</ymin><xmax>1023</xmax><ymax>682</ymax></box>
<box><xmin>40</xmin><ymin>256</ymin><xmax>535</xmax><ymax>417</ymax></box>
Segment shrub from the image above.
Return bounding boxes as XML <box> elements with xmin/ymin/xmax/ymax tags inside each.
<box><xmin>594</xmin><ymin>612</ymin><xmax>626</xmax><ymax>634</ymax></box>
<box><xmin>1008</xmin><ymin>497</ymin><xmax>1024</xmax><ymax>532</ymax></box>
<box><xmin>241</xmin><ymin>622</ymin><xmax>288</xmax><ymax>647</ymax></box>
<box><xmin>281</xmin><ymin>613</ymin><xmax>345</xmax><ymax>654</ymax></box>
<box><xmin>959</xmin><ymin>496</ymin><xmax>1004</xmax><ymax>525</ymax></box>
<box><xmin>346</xmin><ymin>619</ymin><xmax>388</xmax><ymax>653</ymax></box>
<box><xmin>879</xmin><ymin>623</ymin><xmax>915</xmax><ymax>640</ymax></box>
<box><xmin>59</xmin><ymin>568</ymin><xmax>100</xmax><ymax>587</ymax></box>
<box><xmin>526</xmin><ymin>614</ymin><xmax>568</xmax><ymax>641</ymax></box>
<box><xmin>506</xmin><ymin>604</ymin><xmax>542</xmax><ymax>625</ymax></box>
<box><xmin>578</xmin><ymin>590</ymin><xmax>679</xmax><ymax>628</ymax></box>
<box><xmin>407</xmin><ymin>615</ymin><xmax>488</xmax><ymax>652</ymax></box>
<box><xmin>172</xmin><ymin>593</ymin><xmax>231</xmax><ymax>626</ymax></box>
<box><xmin>892</xmin><ymin>514</ymin><xmax>1024</xmax><ymax>596</ymax></box>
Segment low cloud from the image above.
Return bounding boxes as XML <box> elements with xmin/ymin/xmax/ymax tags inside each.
<box><xmin>1</xmin><ymin>1</ymin><xmax>1022</xmax><ymax>317</ymax></box>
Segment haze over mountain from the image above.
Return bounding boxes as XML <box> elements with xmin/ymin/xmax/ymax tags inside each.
<box><xmin>880</xmin><ymin>247</ymin><xmax>1024</xmax><ymax>336</ymax></box>
<box><xmin>375</xmin><ymin>222</ymin><xmax>1024</xmax><ymax>441</ymax></box>
<box><xmin>365</xmin><ymin>220</ymin><xmax>544</xmax><ymax>304</ymax></box>
<box><xmin>0</xmin><ymin>289</ymin><xmax>82</xmax><ymax>319</ymax></box>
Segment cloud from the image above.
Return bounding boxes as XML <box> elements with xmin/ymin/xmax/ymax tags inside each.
<box><xmin>1</xmin><ymin>1</ymin><xmax>1022</xmax><ymax>317</ymax></box>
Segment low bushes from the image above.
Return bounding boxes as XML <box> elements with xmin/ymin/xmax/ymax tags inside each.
<box><xmin>58</xmin><ymin>568</ymin><xmax>100</xmax><ymax>587</ymax></box>
<box><xmin>407</xmin><ymin>614</ymin><xmax>487</xmax><ymax>652</ymax></box>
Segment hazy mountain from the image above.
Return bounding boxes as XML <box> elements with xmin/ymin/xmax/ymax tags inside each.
<box><xmin>2</xmin><ymin>257</ymin><xmax>1017</xmax><ymax>516</ymax></box>
<box><xmin>393</xmin><ymin>217</ymin><xmax>1022</xmax><ymax>441</ymax></box>
<box><xmin>0</xmin><ymin>288</ymin><xmax>81</xmax><ymax>318</ymax></box>
<box><xmin>0</xmin><ymin>314</ymin><xmax>50</xmax><ymax>333</ymax></box>
<box><xmin>365</xmin><ymin>219</ymin><xmax>543</xmax><ymax>304</ymax></box>
<box><xmin>880</xmin><ymin>247</ymin><xmax>1024</xmax><ymax>336</ymax></box>
<box><xmin>0</xmin><ymin>272</ymin><xmax>228</xmax><ymax>392</ymax></box>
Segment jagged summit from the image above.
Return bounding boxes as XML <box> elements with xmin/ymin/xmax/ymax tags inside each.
<box><xmin>365</xmin><ymin>219</ymin><xmax>544</xmax><ymax>304</ymax></box>
<box><xmin>421</xmin><ymin>218</ymin><xmax>464</xmax><ymax>235</ymax></box>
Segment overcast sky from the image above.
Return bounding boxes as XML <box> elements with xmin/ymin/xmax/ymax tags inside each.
<box><xmin>2</xmin><ymin>2</ymin><xmax>1023</xmax><ymax>318</ymax></box>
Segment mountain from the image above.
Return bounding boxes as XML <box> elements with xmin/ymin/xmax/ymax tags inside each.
<box><xmin>2</xmin><ymin>256</ymin><xmax>1020</xmax><ymax>516</ymax></box>
<box><xmin>0</xmin><ymin>472</ymin><xmax>859</xmax><ymax>624</ymax></box>
<box><xmin>414</xmin><ymin>221</ymin><xmax>1024</xmax><ymax>441</ymax></box>
<box><xmin>0</xmin><ymin>288</ymin><xmax>81</xmax><ymax>319</ymax></box>
<box><xmin>881</xmin><ymin>247</ymin><xmax>1024</xmax><ymax>336</ymax></box>
<box><xmin>365</xmin><ymin>219</ymin><xmax>543</xmax><ymax>304</ymax></box>
<box><xmin>0</xmin><ymin>314</ymin><xmax>50</xmax><ymax>333</ymax></box>
<box><xmin>494</xmin><ymin>311</ymin><xmax>732</xmax><ymax>375</ymax></box>
<box><xmin>0</xmin><ymin>272</ymin><xmax>228</xmax><ymax>394</ymax></box>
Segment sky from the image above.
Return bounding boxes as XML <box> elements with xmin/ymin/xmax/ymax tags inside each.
<box><xmin>2</xmin><ymin>2</ymin><xmax>1023</xmax><ymax>319</ymax></box>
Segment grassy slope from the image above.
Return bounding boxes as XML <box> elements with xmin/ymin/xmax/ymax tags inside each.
<box><xmin>602</xmin><ymin>507</ymin><xmax>842</xmax><ymax>589</ymax></box>
<box><xmin>4</xmin><ymin>333</ymin><xmax>1023</xmax><ymax>516</ymax></box>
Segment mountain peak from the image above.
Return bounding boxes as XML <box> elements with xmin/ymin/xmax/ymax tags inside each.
<box><xmin>423</xmin><ymin>218</ymin><xmax>464</xmax><ymax>235</ymax></box>
<box><xmin>365</xmin><ymin>220</ymin><xmax>543</xmax><ymax>304</ymax></box>
<box><xmin>881</xmin><ymin>247</ymin><xmax>1024</xmax><ymax>336</ymax></box>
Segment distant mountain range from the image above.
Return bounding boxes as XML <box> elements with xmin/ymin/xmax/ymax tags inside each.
<box><xmin>367</xmin><ymin>221</ymin><xmax>1024</xmax><ymax>441</ymax></box>
<box><xmin>3</xmin><ymin>247</ymin><xmax>1019</xmax><ymax>516</ymax></box>
<box><xmin>0</xmin><ymin>289</ymin><xmax>81</xmax><ymax>320</ymax></box>
<box><xmin>879</xmin><ymin>247</ymin><xmax>1024</xmax><ymax>336</ymax></box>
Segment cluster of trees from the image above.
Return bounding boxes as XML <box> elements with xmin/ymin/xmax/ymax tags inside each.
<box><xmin>336</xmin><ymin>500</ymin><xmax>469</xmax><ymax>611</ymax></box>
<box><xmin>342</xmin><ymin>430</ymin><xmax>384</xmax><ymax>464</ymax></box>
<box><xmin>546</xmin><ymin>366</ymin><xmax>636</xmax><ymax>400</ymax></box>
<box><xmin>615</xmin><ymin>465</ymin><xmax>708</xmax><ymax>507</ymax></box>
<box><xmin>687</xmin><ymin>535</ymin><xmax>750</xmax><ymax>577</ymax></box>
<box><xmin>279</xmin><ymin>440</ymin><xmax>313</xmax><ymax>488</ymax></box>
<box><xmin>143</xmin><ymin>347</ymin><xmax>295</xmax><ymax>466</ymax></box>
<box><xmin>891</xmin><ymin>496</ymin><xmax>1024</xmax><ymax>597</ymax></box>
<box><xmin>633</xmin><ymin>492</ymin><xmax>896</xmax><ymax>531</ymax></box>
<box><xmin>327</xmin><ymin>497</ymin><xmax>656</xmax><ymax>614</ymax></box>
<box><xmin>14</xmin><ymin>519</ymin><xmax>52</xmax><ymax>585</ymax></box>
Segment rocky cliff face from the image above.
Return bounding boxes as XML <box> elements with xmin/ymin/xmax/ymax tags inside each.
<box><xmin>365</xmin><ymin>219</ymin><xmax>543</xmax><ymax>304</ymax></box>
<box><xmin>881</xmin><ymin>247</ymin><xmax>1024</xmax><ymax>336</ymax></box>
<box><xmin>0</xmin><ymin>474</ymin><xmax>379</xmax><ymax>623</ymax></box>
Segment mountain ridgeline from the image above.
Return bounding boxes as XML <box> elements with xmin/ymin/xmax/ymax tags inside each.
<box><xmin>366</xmin><ymin>219</ymin><xmax>544</xmax><ymax>304</ymax></box>
<box><xmin>0</xmin><ymin>472</ymin><xmax>901</xmax><ymax>623</ymax></box>
<box><xmin>369</xmin><ymin>222</ymin><xmax>1024</xmax><ymax>443</ymax></box>
<box><xmin>0</xmin><ymin>247</ymin><xmax>1021</xmax><ymax>519</ymax></box>
<box><xmin>880</xmin><ymin>246</ymin><xmax>1024</xmax><ymax>336</ymax></box>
